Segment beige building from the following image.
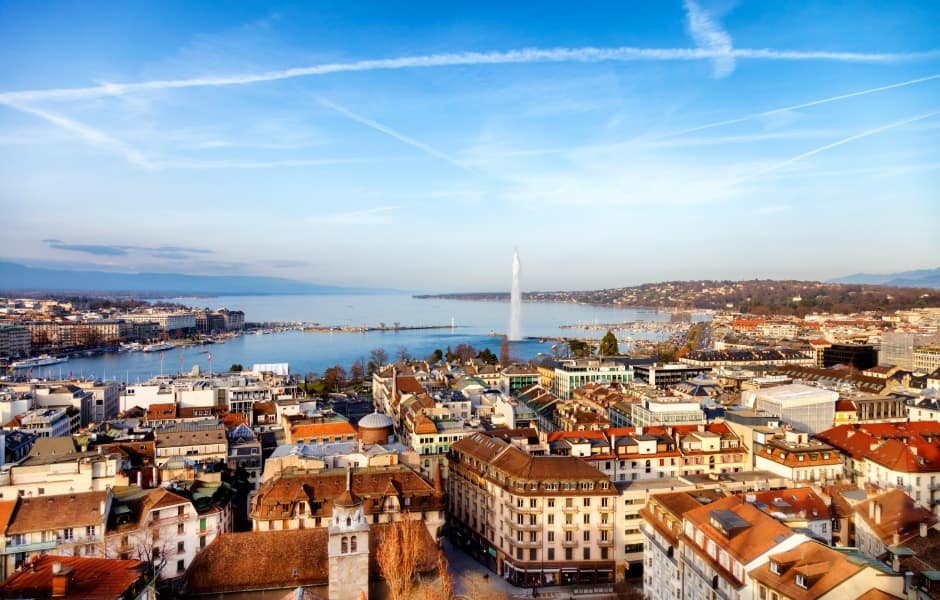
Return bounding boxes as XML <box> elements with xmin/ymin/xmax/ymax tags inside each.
<box><xmin>448</xmin><ymin>432</ymin><xmax>618</xmax><ymax>588</ymax></box>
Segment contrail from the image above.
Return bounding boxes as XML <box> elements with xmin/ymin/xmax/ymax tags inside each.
<box><xmin>660</xmin><ymin>72</ymin><xmax>940</xmax><ymax>139</ymax></box>
<box><xmin>317</xmin><ymin>97</ymin><xmax>467</xmax><ymax>170</ymax></box>
<box><xmin>0</xmin><ymin>99</ymin><xmax>154</xmax><ymax>167</ymax></box>
<box><xmin>735</xmin><ymin>108</ymin><xmax>940</xmax><ymax>183</ymax></box>
<box><xmin>1</xmin><ymin>45</ymin><xmax>937</xmax><ymax>104</ymax></box>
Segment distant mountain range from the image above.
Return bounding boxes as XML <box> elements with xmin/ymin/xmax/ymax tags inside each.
<box><xmin>0</xmin><ymin>261</ymin><xmax>382</xmax><ymax>296</ymax></box>
<box><xmin>829</xmin><ymin>267</ymin><xmax>940</xmax><ymax>289</ymax></box>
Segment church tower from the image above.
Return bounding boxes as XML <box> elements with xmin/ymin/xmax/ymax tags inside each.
<box><xmin>328</xmin><ymin>467</ymin><xmax>370</xmax><ymax>600</ymax></box>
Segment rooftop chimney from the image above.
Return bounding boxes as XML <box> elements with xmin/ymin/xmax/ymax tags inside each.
<box><xmin>876</xmin><ymin>502</ymin><xmax>883</xmax><ymax>525</ymax></box>
<box><xmin>51</xmin><ymin>564</ymin><xmax>73</xmax><ymax>597</ymax></box>
<box><xmin>921</xmin><ymin>521</ymin><xmax>929</xmax><ymax>538</ymax></box>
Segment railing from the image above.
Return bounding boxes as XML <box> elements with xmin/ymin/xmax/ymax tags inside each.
<box><xmin>561</xmin><ymin>538</ymin><xmax>579</xmax><ymax>547</ymax></box>
<box><xmin>597</xmin><ymin>538</ymin><xmax>615</xmax><ymax>547</ymax></box>
<box><xmin>3</xmin><ymin>539</ymin><xmax>57</xmax><ymax>553</ymax></box>
<box><xmin>561</xmin><ymin>504</ymin><xmax>579</xmax><ymax>513</ymax></box>
<box><xmin>150</xmin><ymin>514</ymin><xmax>186</xmax><ymax>528</ymax></box>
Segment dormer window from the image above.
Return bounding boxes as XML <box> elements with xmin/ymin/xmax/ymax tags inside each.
<box><xmin>770</xmin><ymin>561</ymin><xmax>780</xmax><ymax>575</ymax></box>
<box><xmin>795</xmin><ymin>574</ymin><xmax>807</xmax><ymax>589</ymax></box>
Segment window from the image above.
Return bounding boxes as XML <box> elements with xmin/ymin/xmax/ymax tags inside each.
<box><xmin>178</xmin><ymin>505</ymin><xmax>185</xmax><ymax>516</ymax></box>
<box><xmin>86</xmin><ymin>526</ymin><xmax>96</xmax><ymax>538</ymax></box>
<box><xmin>548</xmin><ymin>548</ymin><xmax>555</xmax><ymax>560</ymax></box>
<box><xmin>583</xmin><ymin>530</ymin><xmax>590</xmax><ymax>542</ymax></box>
<box><xmin>583</xmin><ymin>497</ymin><xmax>591</xmax><ymax>507</ymax></box>
<box><xmin>199</xmin><ymin>517</ymin><xmax>207</xmax><ymax>532</ymax></box>
<box><xmin>547</xmin><ymin>514</ymin><xmax>554</xmax><ymax>525</ymax></box>
<box><xmin>583</xmin><ymin>514</ymin><xmax>590</xmax><ymax>525</ymax></box>
<box><xmin>62</xmin><ymin>528</ymin><xmax>74</xmax><ymax>541</ymax></box>
<box><xmin>177</xmin><ymin>523</ymin><xmax>185</xmax><ymax>535</ymax></box>
<box><xmin>796</xmin><ymin>574</ymin><xmax>807</xmax><ymax>589</ymax></box>
<box><xmin>547</xmin><ymin>499</ymin><xmax>555</xmax><ymax>508</ymax></box>
<box><xmin>341</xmin><ymin>536</ymin><xmax>349</xmax><ymax>553</ymax></box>
<box><xmin>565</xmin><ymin>548</ymin><xmax>573</xmax><ymax>560</ymax></box>
<box><xmin>548</xmin><ymin>531</ymin><xmax>555</xmax><ymax>542</ymax></box>
<box><xmin>177</xmin><ymin>541</ymin><xmax>185</xmax><ymax>554</ymax></box>
<box><xmin>177</xmin><ymin>559</ymin><xmax>185</xmax><ymax>573</ymax></box>
<box><xmin>351</xmin><ymin>536</ymin><xmax>358</xmax><ymax>552</ymax></box>
<box><xmin>583</xmin><ymin>548</ymin><xmax>590</xmax><ymax>560</ymax></box>
<box><xmin>200</xmin><ymin>536</ymin><xmax>206</xmax><ymax>549</ymax></box>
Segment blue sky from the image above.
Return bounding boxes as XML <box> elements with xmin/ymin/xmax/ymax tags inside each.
<box><xmin>1</xmin><ymin>1</ymin><xmax>938</xmax><ymax>292</ymax></box>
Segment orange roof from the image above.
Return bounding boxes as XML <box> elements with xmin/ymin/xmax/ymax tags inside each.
<box><xmin>291</xmin><ymin>421</ymin><xmax>358</xmax><ymax>440</ymax></box>
<box><xmin>750</xmin><ymin>540</ymin><xmax>864</xmax><ymax>600</ymax></box>
<box><xmin>854</xmin><ymin>489</ymin><xmax>937</xmax><ymax>545</ymax></box>
<box><xmin>684</xmin><ymin>495</ymin><xmax>793</xmax><ymax>566</ymax></box>
<box><xmin>146</xmin><ymin>402</ymin><xmax>176</xmax><ymax>420</ymax></box>
<box><xmin>0</xmin><ymin>555</ymin><xmax>149</xmax><ymax>599</ymax></box>
<box><xmin>413</xmin><ymin>413</ymin><xmax>437</xmax><ymax>435</ymax></box>
<box><xmin>0</xmin><ymin>499</ymin><xmax>17</xmax><ymax>532</ymax></box>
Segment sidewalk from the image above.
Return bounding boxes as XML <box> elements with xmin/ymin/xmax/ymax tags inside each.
<box><xmin>442</xmin><ymin>538</ymin><xmax>623</xmax><ymax>600</ymax></box>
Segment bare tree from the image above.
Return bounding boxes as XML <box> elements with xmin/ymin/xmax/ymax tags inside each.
<box><xmin>370</xmin><ymin>347</ymin><xmax>389</xmax><ymax>368</ymax></box>
<box><xmin>350</xmin><ymin>359</ymin><xmax>365</xmax><ymax>381</ymax></box>
<box><xmin>457</xmin><ymin>571</ymin><xmax>503</xmax><ymax>600</ymax></box>
<box><xmin>396</xmin><ymin>346</ymin><xmax>412</xmax><ymax>362</ymax></box>
<box><xmin>420</xmin><ymin>551</ymin><xmax>453</xmax><ymax>600</ymax></box>
<box><xmin>376</xmin><ymin>518</ymin><xmax>422</xmax><ymax>600</ymax></box>
<box><xmin>500</xmin><ymin>335</ymin><xmax>510</xmax><ymax>366</ymax></box>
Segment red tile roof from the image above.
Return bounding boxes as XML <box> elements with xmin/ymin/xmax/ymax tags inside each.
<box><xmin>815</xmin><ymin>422</ymin><xmax>940</xmax><ymax>473</ymax></box>
<box><xmin>684</xmin><ymin>495</ymin><xmax>793</xmax><ymax>565</ymax></box>
<box><xmin>0</xmin><ymin>555</ymin><xmax>150</xmax><ymax>600</ymax></box>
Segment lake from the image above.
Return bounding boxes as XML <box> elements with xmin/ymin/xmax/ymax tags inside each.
<box><xmin>49</xmin><ymin>294</ymin><xmax>695</xmax><ymax>383</ymax></box>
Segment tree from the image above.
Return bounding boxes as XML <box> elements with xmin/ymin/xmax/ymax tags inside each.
<box><xmin>567</xmin><ymin>339</ymin><xmax>593</xmax><ymax>358</ymax></box>
<box><xmin>477</xmin><ymin>348</ymin><xmax>498</xmax><ymax>365</ymax></box>
<box><xmin>599</xmin><ymin>330</ymin><xmax>619</xmax><ymax>356</ymax></box>
<box><xmin>229</xmin><ymin>363</ymin><xmax>243</xmax><ymax>372</ymax></box>
<box><xmin>370</xmin><ymin>347</ymin><xmax>389</xmax><ymax>369</ymax></box>
<box><xmin>323</xmin><ymin>365</ymin><xmax>347</xmax><ymax>392</ymax></box>
<box><xmin>428</xmin><ymin>348</ymin><xmax>444</xmax><ymax>364</ymax></box>
<box><xmin>375</xmin><ymin>518</ymin><xmax>423</xmax><ymax>600</ymax></box>
<box><xmin>349</xmin><ymin>359</ymin><xmax>365</xmax><ymax>381</ymax></box>
<box><xmin>453</xmin><ymin>343</ymin><xmax>476</xmax><ymax>362</ymax></box>
<box><xmin>500</xmin><ymin>335</ymin><xmax>510</xmax><ymax>366</ymax></box>
<box><xmin>420</xmin><ymin>551</ymin><xmax>454</xmax><ymax>600</ymax></box>
<box><xmin>396</xmin><ymin>346</ymin><xmax>412</xmax><ymax>362</ymax></box>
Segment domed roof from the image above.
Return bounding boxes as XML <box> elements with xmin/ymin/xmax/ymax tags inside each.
<box><xmin>358</xmin><ymin>411</ymin><xmax>394</xmax><ymax>429</ymax></box>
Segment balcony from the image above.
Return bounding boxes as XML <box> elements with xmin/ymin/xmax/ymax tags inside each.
<box><xmin>150</xmin><ymin>514</ymin><xmax>186</xmax><ymax>528</ymax></box>
<box><xmin>561</xmin><ymin>538</ymin><xmax>579</xmax><ymax>548</ymax></box>
<box><xmin>516</xmin><ymin>538</ymin><xmax>541</xmax><ymax>548</ymax></box>
<box><xmin>597</xmin><ymin>538</ymin><xmax>615</xmax><ymax>547</ymax></box>
<box><xmin>598</xmin><ymin>504</ymin><xmax>615</xmax><ymax>513</ymax></box>
<box><xmin>561</xmin><ymin>504</ymin><xmax>579</xmax><ymax>514</ymax></box>
<box><xmin>3</xmin><ymin>539</ymin><xmax>57</xmax><ymax>553</ymax></box>
<box><xmin>561</xmin><ymin>521</ymin><xmax>579</xmax><ymax>531</ymax></box>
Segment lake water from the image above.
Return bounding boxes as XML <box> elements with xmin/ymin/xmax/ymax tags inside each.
<box><xmin>51</xmin><ymin>294</ymin><xmax>694</xmax><ymax>383</ymax></box>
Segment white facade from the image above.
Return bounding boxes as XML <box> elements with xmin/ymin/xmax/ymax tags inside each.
<box><xmin>743</xmin><ymin>384</ymin><xmax>837</xmax><ymax>435</ymax></box>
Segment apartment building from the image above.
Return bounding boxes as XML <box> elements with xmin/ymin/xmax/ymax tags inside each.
<box><xmin>153</xmin><ymin>422</ymin><xmax>227</xmax><ymax>468</ymax></box>
<box><xmin>553</xmin><ymin>359</ymin><xmax>634</xmax><ymax>400</ymax></box>
<box><xmin>753</xmin><ymin>429</ymin><xmax>844</xmax><ymax>483</ymax></box>
<box><xmin>448</xmin><ymin>433</ymin><xmax>618</xmax><ymax>588</ymax></box>
<box><xmin>251</xmin><ymin>464</ymin><xmax>444</xmax><ymax>541</ymax></box>
<box><xmin>679</xmin><ymin>495</ymin><xmax>806</xmax><ymax>600</ymax></box>
<box><xmin>853</xmin><ymin>489</ymin><xmax>937</xmax><ymax>560</ymax></box>
<box><xmin>815</xmin><ymin>421</ymin><xmax>940</xmax><ymax>509</ymax></box>
<box><xmin>107</xmin><ymin>486</ymin><xmax>224</xmax><ymax>582</ymax></box>
<box><xmin>750</xmin><ymin>539</ymin><xmax>906</xmax><ymax>600</ymax></box>
<box><xmin>2</xmin><ymin>490</ymin><xmax>110</xmax><ymax>574</ymax></box>
<box><xmin>640</xmin><ymin>490</ymin><xmax>725</xmax><ymax>600</ymax></box>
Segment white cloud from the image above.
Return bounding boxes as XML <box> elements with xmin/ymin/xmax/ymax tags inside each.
<box><xmin>2</xmin><ymin>46</ymin><xmax>936</xmax><ymax>104</ymax></box>
<box><xmin>684</xmin><ymin>0</ymin><xmax>735</xmax><ymax>78</ymax></box>
<box><xmin>305</xmin><ymin>206</ymin><xmax>399</xmax><ymax>226</ymax></box>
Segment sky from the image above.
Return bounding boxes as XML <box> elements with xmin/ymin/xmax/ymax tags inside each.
<box><xmin>0</xmin><ymin>0</ymin><xmax>938</xmax><ymax>292</ymax></box>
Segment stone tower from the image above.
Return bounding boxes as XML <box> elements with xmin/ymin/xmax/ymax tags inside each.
<box><xmin>328</xmin><ymin>467</ymin><xmax>370</xmax><ymax>600</ymax></box>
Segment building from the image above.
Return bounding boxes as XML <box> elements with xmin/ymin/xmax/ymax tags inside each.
<box><xmin>853</xmin><ymin>489</ymin><xmax>937</xmax><ymax>560</ymax></box>
<box><xmin>679</xmin><ymin>495</ymin><xmax>806</xmax><ymax>600</ymax></box>
<box><xmin>815</xmin><ymin>421</ymin><xmax>940</xmax><ymax>509</ymax></box>
<box><xmin>106</xmin><ymin>486</ymin><xmax>223</xmax><ymax>582</ymax></box>
<box><xmin>881</xmin><ymin>331</ymin><xmax>940</xmax><ymax>371</ymax></box>
<box><xmin>633</xmin><ymin>363</ymin><xmax>710</xmax><ymax>389</ymax></box>
<box><xmin>745</xmin><ymin>488</ymin><xmax>833</xmax><ymax>542</ymax></box>
<box><xmin>749</xmin><ymin>539</ymin><xmax>906</xmax><ymax>600</ymax></box>
<box><xmin>2</xmin><ymin>490</ymin><xmax>110</xmax><ymax>574</ymax></box>
<box><xmin>553</xmin><ymin>359</ymin><xmax>634</xmax><ymax>400</ymax></box>
<box><xmin>640</xmin><ymin>490</ymin><xmax>725</xmax><ymax>600</ymax></box>
<box><xmin>631</xmin><ymin>397</ymin><xmax>705</xmax><ymax>428</ymax></box>
<box><xmin>0</xmin><ymin>555</ymin><xmax>156</xmax><ymax>600</ymax></box>
<box><xmin>679</xmin><ymin>349</ymin><xmax>813</xmax><ymax>369</ymax></box>
<box><xmin>499</xmin><ymin>364</ymin><xmax>541</xmax><ymax>396</ymax></box>
<box><xmin>11</xmin><ymin>407</ymin><xmax>79</xmax><ymax>438</ymax></box>
<box><xmin>153</xmin><ymin>422</ymin><xmax>227</xmax><ymax>468</ymax></box>
<box><xmin>821</xmin><ymin>343</ymin><xmax>878</xmax><ymax>370</ymax></box>
<box><xmin>327</xmin><ymin>471</ymin><xmax>370</xmax><ymax>600</ymax></box>
<box><xmin>120</xmin><ymin>312</ymin><xmax>197</xmax><ymax>334</ymax></box>
<box><xmin>0</xmin><ymin>326</ymin><xmax>30</xmax><ymax>358</ymax></box>
<box><xmin>914</xmin><ymin>346</ymin><xmax>940</xmax><ymax>373</ymax></box>
<box><xmin>743</xmin><ymin>384</ymin><xmax>837</xmax><ymax>435</ymax></box>
<box><xmin>753</xmin><ymin>429</ymin><xmax>844</xmax><ymax>484</ymax></box>
<box><xmin>448</xmin><ymin>432</ymin><xmax>618</xmax><ymax>587</ymax></box>
<box><xmin>250</xmin><ymin>464</ymin><xmax>444</xmax><ymax>541</ymax></box>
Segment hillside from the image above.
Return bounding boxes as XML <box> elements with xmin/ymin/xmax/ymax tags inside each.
<box><xmin>418</xmin><ymin>279</ymin><xmax>939</xmax><ymax>315</ymax></box>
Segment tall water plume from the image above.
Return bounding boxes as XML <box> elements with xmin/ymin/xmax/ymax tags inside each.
<box><xmin>509</xmin><ymin>248</ymin><xmax>522</xmax><ymax>341</ymax></box>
